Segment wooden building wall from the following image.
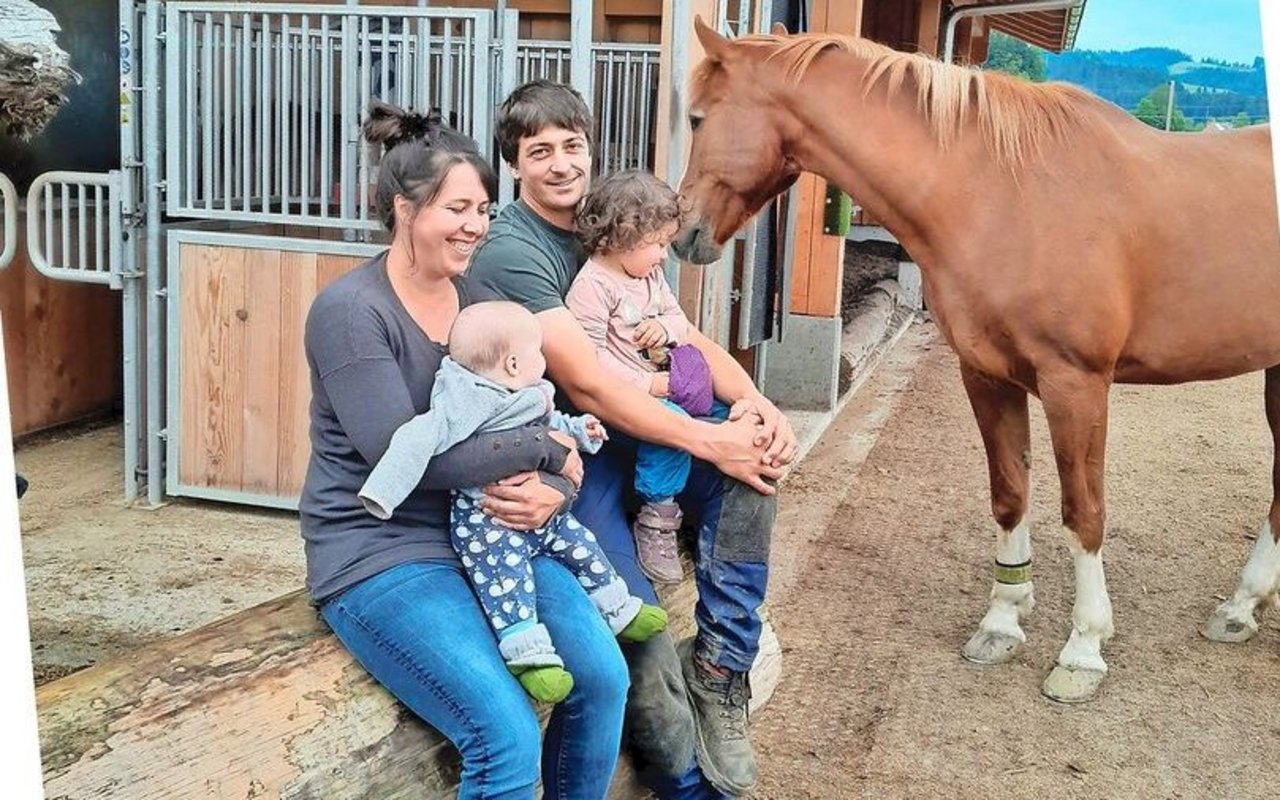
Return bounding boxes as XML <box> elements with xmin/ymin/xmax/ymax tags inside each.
<box><xmin>0</xmin><ymin>219</ymin><xmax>121</xmax><ymax>438</ymax></box>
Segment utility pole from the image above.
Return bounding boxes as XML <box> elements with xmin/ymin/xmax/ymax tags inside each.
<box><xmin>1164</xmin><ymin>79</ymin><xmax>1176</xmax><ymax>130</ymax></box>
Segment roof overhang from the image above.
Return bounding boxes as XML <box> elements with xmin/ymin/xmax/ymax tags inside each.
<box><xmin>950</xmin><ymin>0</ymin><xmax>1088</xmax><ymax>53</ymax></box>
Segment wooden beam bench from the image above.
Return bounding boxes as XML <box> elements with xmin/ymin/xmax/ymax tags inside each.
<box><xmin>37</xmin><ymin>566</ymin><xmax>782</xmax><ymax>798</ymax></box>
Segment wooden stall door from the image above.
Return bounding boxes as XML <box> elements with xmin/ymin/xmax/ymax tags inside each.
<box><xmin>175</xmin><ymin>241</ymin><xmax>365</xmax><ymax>504</ymax></box>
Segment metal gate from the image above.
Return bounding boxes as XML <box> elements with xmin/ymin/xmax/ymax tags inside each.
<box><xmin>0</xmin><ymin>173</ymin><xmax>17</xmax><ymax>273</ymax></box>
<box><xmin>17</xmin><ymin>0</ymin><xmax>775</xmax><ymax>510</ymax></box>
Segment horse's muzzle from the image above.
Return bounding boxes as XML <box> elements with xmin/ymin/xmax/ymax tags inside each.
<box><xmin>672</xmin><ymin>218</ymin><xmax>722</xmax><ymax>265</ymax></box>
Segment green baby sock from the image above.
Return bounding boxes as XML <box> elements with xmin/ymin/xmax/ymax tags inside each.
<box><xmin>618</xmin><ymin>603</ymin><xmax>669</xmax><ymax>643</ymax></box>
<box><xmin>510</xmin><ymin>664</ymin><xmax>575</xmax><ymax>703</ymax></box>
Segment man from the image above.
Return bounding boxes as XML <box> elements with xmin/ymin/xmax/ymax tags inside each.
<box><xmin>469</xmin><ymin>80</ymin><xmax>796</xmax><ymax>798</ymax></box>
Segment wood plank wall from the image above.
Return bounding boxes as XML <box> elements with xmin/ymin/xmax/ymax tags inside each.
<box><xmin>0</xmin><ymin>224</ymin><xmax>121</xmax><ymax>438</ymax></box>
<box><xmin>175</xmin><ymin>243</ymin><xmax>364</xmax><ymax>499</ymax></box>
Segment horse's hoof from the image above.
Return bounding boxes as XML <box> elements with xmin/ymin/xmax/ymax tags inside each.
<box><xmin>1201</xmin><ymin>611</ymin><xmax>1257</xmax><ymax>643</ymax></box>
<box><xmin>1041</xmin><ymin>666</ymin><xmax>1105</xmax><ymax>704</ymax></box>
<box><xmin>962</xmin><ymin>630</ymin><xmax>1023</xmax><ymax>664</ymax></box>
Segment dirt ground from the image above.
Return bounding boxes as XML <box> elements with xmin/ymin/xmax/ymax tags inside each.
<box><xmin>13</xmin><ymin>320</ymin><xmax>1280</xmax><ymax>798</ymax></box>
<box><xmin>753</xmin><ymin>323</ymin><xmax>1280</xmax><ymax>800</ymax></box>
<box><xmin>14</xmin><ymin>424</ymin><xmax>304</xmax><ymax>685</ymax></box>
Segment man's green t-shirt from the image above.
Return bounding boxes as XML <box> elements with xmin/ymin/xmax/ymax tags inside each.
<box><xmin>468</xmin><ymin>199</ymin><xmax>586</xmax><ymax>313</ymax></box>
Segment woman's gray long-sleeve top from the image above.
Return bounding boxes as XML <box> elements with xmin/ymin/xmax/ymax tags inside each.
<box><xmin>300</xmin><ymin>254</ymin><xmax>569</xmax><ymax>603</ymax></box>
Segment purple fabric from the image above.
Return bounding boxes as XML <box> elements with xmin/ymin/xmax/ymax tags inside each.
<box><xmin>667</xmin><ymin>344</ymin><xmax>713</xmax><ymax>417</ymax></box>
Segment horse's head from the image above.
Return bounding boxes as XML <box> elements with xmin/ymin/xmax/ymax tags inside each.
<box><xmin>673</xmin><ymin>17</ymin><xmax>802</xmax><ymax>265</ymax></box>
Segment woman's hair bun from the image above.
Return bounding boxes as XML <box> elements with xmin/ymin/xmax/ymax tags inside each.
<box><xmin>363</xmin><ymin>100</ymin><xmax>444</xmax><ymax>151</ymax></box>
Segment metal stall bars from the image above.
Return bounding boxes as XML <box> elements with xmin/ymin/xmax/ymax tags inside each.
<box><xmin>23</xmin><ymin>172</ymin><xmax>124</xmax><ymax>288</ymax></box>
<box><xmin>592</xmin><ymin>42</ymin><xmax>661</xmax><ymax>175</ymax></box>
<box><xmin>118</xmin><ymin>0</ymin><xmax>144</xmax><ymax>504</ymax></box>
<box><xmin>162</xmin><ymin>3</ymin><xmax>496</xmax><ymax>231</ymax></box>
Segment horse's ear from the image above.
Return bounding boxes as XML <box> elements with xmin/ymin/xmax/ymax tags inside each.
<box><xmin>694</xmin><ymin>15</ymin><xmax>732</xmax><ymax>63</ymax></box>
<box><xmin>771</xmin><ymin>21</ymin><xmax>789</xmax><ymax>36</ymax></box>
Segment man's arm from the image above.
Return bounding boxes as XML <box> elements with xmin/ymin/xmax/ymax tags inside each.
<box><xmin>686</xmin><ymin>326</ymin><xmax>762</xmax><ymax>407</ymax></box>
<box><xmin>538</xmin><ymin>307</ymin><xmax>782</xmax><ymax>493</ymax></box>
<box><xmin>687</xmin><ymin>327</ymin><xmax>799</xmax><ymax>467</ymax></box>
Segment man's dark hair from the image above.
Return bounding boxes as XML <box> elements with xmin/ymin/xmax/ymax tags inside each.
<box><xmin>495</xmin><ymin>80</ymin><xmax>594</xmax><ymax>166</ymax></box>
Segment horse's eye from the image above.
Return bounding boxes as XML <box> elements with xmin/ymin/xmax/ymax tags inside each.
<box><xmin>689</xmin><ymin>115</ymin><xmax>703</xmax><ymax>132</ymax></box>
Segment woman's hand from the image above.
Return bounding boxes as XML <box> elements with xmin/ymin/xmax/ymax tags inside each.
<box><xmin>481</xmin><ymin>472</ymin><xmax>565</xmax><ymax>530</ymax></box>
<box><xmin>549</xmin><ymin>430</ymin><xmax>584</xmax><ymax>488</ymax></box>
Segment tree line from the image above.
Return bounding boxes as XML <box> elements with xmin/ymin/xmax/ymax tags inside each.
<box><xmin>982</xmin><ymin>32</ymin><xmax>1269</xmax><ymax>131</ymax></box>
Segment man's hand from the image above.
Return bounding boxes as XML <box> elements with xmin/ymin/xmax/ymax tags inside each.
<box><xmin>649</xmin><ymin>373</ymin><xmax>670</xmax><ymax>398</ymax></box>
<box><xmin>481</xmin><ymin>472</ymin><xmax>564</xmax><ymax>530</ymax></box>
<box><xmin>730</xmin><ymin>394</ymin><xmax>798</xmax><ymax>467</ymax></box>
<box><xmin>634</xmin><ymin>319</ymin><xmax>668</xmax><ymax>350</ymax></box>
<box><xmin>549</xmin><ymin>430</ymin><xmax>584</xmax><ymax>488</ymax></box>
<box><xmin>696</xmin><ymin>415</ymin><xmax>783</xmax><ymax>495</ymax></box>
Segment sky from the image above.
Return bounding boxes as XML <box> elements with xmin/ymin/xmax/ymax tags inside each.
<box><xmin>1073</xmin><ymin>0</ymin><xmax>1265</xmax><ymax>63</ymax></box>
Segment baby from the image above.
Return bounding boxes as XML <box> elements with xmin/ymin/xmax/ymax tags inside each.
<box><xmin>359</xmin><ymin>301</ymin><xmax>667</xmax><ymax>703</ymax></box>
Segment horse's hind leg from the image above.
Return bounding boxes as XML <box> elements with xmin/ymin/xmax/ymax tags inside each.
<box><xmin>1204</xmin><ymin>366</ymin><xmax>1280</xmax><ymax>642</ymax></box>
<box><xmin>958</xmin><ymin>365</ymin><xmax>1036</xmax><ymax>665</ymax></box>
<box><xmin>1038</xmin><ymin>369</ymin><xmax>1115</xmax><ymax>704</ymax></box>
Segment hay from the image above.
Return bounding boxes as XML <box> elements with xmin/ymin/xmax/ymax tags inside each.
<box><xmin>0</xmin><ymin>0</ymin><xmax>81</xmax><ymax>139</ymax></box>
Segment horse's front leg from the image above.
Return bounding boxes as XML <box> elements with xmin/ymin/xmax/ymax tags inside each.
<box><xmin>958</xmin><ymin>364</ymin><xmax>1036</xmax><ymax>665</ymax></box>
<box><xmin>1039</xmin><ymin>369</ymin><xmax>1115</xmax><ymax>703</ymax></box>
<box><xmin>1204</xmin><ymin>365</ymin><xmax>1280</xmax><ymax>642</ymax></box>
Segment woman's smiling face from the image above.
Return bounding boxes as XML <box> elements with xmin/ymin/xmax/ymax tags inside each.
<box><xmin>401</xmin><ymin>163</ymin><xmax>492</xmax><ymax>278</ymax></box>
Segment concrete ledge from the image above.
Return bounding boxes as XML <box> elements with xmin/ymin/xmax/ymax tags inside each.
<box><xmin>779</xmin><ymin>285</ymin><xmax>918</xmax><ymax>472</ymax></box>
<box><xmin>760</xmin><ymin>314</ymin><xmax>843</xmax><ymax>412</ymax></box>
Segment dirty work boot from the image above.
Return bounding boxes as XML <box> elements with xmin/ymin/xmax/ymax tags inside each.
<box><xmin>509</xmin><ymin>664</ymin><xmax>574</xmax><ymax>704</ymax></box>
<box><xmin>679</xmin><ymin>637</ymin><xmax>756</xmax><ymax>796</ymax></box>
<box><xmin>634</xmin><ymin>501</ymin><xmax>684</xmax><ymax>584</ymax></box>
<box><xmin>623</xmin><ymin>633</ymin><xmax>697</xmax><ymax>776</ymax></box>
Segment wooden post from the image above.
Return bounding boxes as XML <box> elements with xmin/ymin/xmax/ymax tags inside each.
<box><xmin>655</xmin><ymin>0</ymin><xmax>720</xmax><ymax>323</ymax></box>
<box><xmin>917</xmin><ymin>0</ymin><xmax>944</xmax><ymax>56</ymax></box>
<box><xmin>784</xmin><ymin>0</ymin><xmax>862</xmax><ymax>319</ymax></box>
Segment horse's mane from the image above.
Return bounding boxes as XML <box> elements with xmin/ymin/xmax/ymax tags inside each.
<box><xmin>724</xmin><ymin>33</ymin><xmax>1099</xmax><ymax>170</ymax></box>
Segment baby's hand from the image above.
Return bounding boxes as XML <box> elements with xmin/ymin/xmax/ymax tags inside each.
<box><xmin>634</xmin><ymin>319</ymin><xmax>668</xmax><ymax>350</ymax></box>
<box><xmin>583</xmin><ymin>415</ymin><xmax>608</xmax><ymax>442</ymax></box>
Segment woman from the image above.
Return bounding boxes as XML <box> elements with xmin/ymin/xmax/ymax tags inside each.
<box><xmin>301</xmin><ymin>100</ymin><xmax>629</xmax><ymax>799</ymax></box>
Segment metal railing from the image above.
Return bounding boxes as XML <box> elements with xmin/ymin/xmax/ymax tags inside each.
<box><xmin>509</xmin><ymin>40</ymin><xmax>659</xmax><ymax>173</ymax></box>
<box><xmin>515</xmin><ymin>39</ymin><xmax>572</xmax><ymax>85</ymax></box>
<box><xmin>164</xmin><ymin>3</ymin><xmax>496</xmax><ymax>230</ymax></box>
<box><xmin>593</xmin><ymin>43</ymin><xmax>661</xmax><ymax>173</ymax></box>
<box><xmin>0</xmin><ymin>173</ymin><xmax>16</xmax><ymax>272</ymax></box>
<box><xmin>24</xmin><ymin>171</ymin><xmax>122</xmax><ymax>287</ymax></box>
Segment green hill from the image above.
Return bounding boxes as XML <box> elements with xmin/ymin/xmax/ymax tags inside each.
<box><xmin>983</xmin><ymin>32</ymin><xmax>1269</xmax><ymax>128</ymax></box>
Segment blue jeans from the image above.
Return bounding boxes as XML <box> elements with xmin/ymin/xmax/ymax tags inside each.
<box><xmin>321</xmin><ymin>558</ymin><xmax>630</xmax><ymax>800</ymax></box>
<box><xmin>572</xmin><ymin>434</ymin><xmax>774</xmax><ymax>799</ymax></box>
<box><xmin>635</xmin><ymin>401</ymin><xmax>730</xmax><ymax>502</ymax></box>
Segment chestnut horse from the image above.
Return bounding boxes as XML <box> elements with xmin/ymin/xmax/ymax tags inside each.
<box><xmin>673</xmin><ymin>18</ymin><xmax>1280</xmax><ymax>702</ymax></box>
